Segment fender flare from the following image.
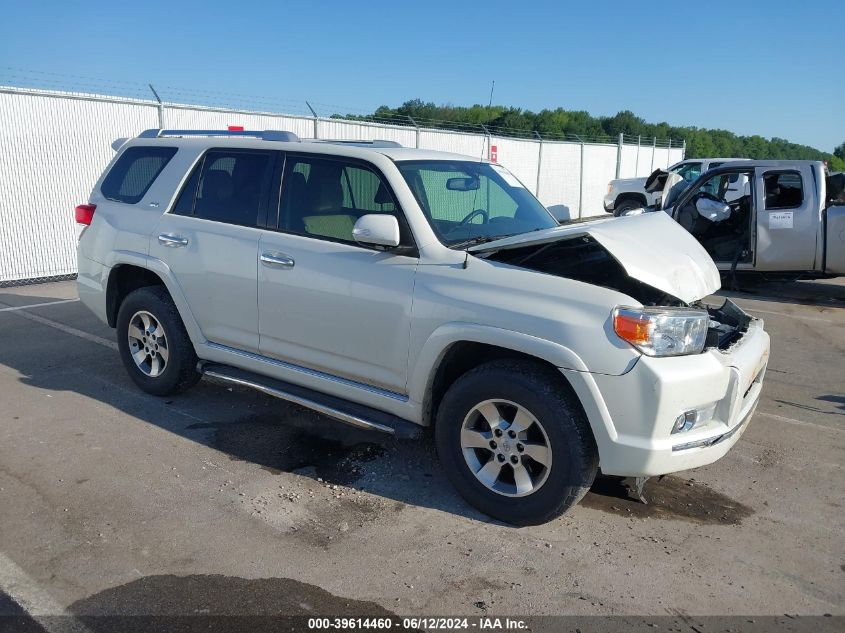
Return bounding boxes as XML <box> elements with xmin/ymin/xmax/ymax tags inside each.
<box><xmin>105</xmin><ymin>250</ymin><xmax>206</xmax><ymax>348</ymax></box>
<box><xmin>408</xmin><ymin>322</ymin><xmax>589</xmax><ymax>406</ymax></box>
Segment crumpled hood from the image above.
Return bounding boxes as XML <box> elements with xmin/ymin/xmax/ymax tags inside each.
<box><xmin>469</xmin><ymin>212</ymin><xmax>721</xmax><ymax>304</ymax></box>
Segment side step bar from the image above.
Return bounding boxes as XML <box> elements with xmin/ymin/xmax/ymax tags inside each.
<box><xmin>198</xmin><ymin>363</ymin><xmax>422</xmax><ymax>439</ymax></box>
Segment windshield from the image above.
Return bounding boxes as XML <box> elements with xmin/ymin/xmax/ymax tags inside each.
<box><xmin>396</xmin><ymin>160</ymin><xmax>558</xmax><ymax>247</ymax></box>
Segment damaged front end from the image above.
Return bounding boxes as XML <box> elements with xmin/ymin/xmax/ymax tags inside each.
<box><xmin>484</xmin><ymin>234</ymin><xmax>684</xmax><ymax>306</ymax></box>
<box><xmin>472</xmin><ymin>212</ymin><xmax>753</xmax><ymax>355</ymax></box>
<box><xmin>703</xmin><ymin>298</ymin><xmax>751</xmax><ymax>351</ymax></box>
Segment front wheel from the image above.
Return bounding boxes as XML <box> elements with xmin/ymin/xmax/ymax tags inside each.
<box><xmin>613</xmin><ymin>198</ymin><xmax>644</xmax><ymax>216</ymax></box>
<box><xmin>435</xmin><ymin>360</ymin><xmax>598</xmax><ymax>525</ymax></box>
<box><xmin>116</xmin><ymin>286</ymin><xmax>200</xmax><ymax>396</ymax></box>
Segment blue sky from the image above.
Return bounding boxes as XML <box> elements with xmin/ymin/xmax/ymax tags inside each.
<box><xmin>1</xmin><ymin>0</ymin><xmax>842</xmax><ymax>152</ymax></box>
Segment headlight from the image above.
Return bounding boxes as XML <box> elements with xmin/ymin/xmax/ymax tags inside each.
<box><xmin>613</xmin><ymin>306</ymin><xmax>709</xmax><ymax>357</ymax></box>
<box><xmin>607</xmin><ymin>183</ymin><xmax>613</xmax><ymax>195</ymax></box>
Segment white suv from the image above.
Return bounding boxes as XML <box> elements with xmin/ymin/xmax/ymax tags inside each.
<box><xmin>76</xmin><ymin>129</ymin><xmax>770</xmax><ymax>525</ymax></box>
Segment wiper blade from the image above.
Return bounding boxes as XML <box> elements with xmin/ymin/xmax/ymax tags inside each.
<box><xmin>449</xmin><ymin>234</ymin><xmax>511</xmax><ymax>250</ymax></box>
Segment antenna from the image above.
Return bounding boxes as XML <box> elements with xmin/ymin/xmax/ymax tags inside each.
<box><xmin>479</xmin><ymin>80</ymin><xmax>495</xmax><ymax>162</ymax></box>
<box><xmin>465</xmin><ymin>79</ymin><xmax>497</xmax><ymax>259</ymax></box>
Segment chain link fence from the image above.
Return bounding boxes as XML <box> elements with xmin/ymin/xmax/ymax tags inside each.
<box><xmin>0</xmin><ymin>75</ymin><xmax>685</xmax><ymax>284</ymax></box>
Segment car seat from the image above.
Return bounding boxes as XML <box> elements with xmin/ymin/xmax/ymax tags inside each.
<box><xmin>300</xmin><ymin>165</ymin><xmax>356</xmax><ymax>241</ymax></box>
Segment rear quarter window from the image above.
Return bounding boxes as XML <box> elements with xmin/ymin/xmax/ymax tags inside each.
<box><xmin>764</xmin><ymin>171</ymin><xmax>803</xmax><ymax>210</ymax></box>
<box><xmin>101</xmin><ymin>146</ymin><xmax>177</xmax><ymax>204</ymax></box>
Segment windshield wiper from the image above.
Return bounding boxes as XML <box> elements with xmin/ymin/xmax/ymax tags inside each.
<box><xmin>448</xmin><ymin>234</ymin><xmax>512</xmax><ymax>250</ymax></box>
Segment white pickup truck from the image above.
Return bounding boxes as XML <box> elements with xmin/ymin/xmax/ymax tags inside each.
<box><xmin>605</xmin><ymin>158</ymin><xmax>747</xmax><ymax>215</ymax></box>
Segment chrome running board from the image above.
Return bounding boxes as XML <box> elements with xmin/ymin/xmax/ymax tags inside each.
<box><xmin>199</xmin><ymin>363</ymin><xmax>421</xmax><ymax>438</ymax></box>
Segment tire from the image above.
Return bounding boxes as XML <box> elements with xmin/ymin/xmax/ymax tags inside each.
<box><xmin>434</xmin><ymin>360</ymin><xmax>598</xmax><ymax>526</ymax></box>
<box><xmin>116</xmin><ymin>286</ymin><xmax>200</xmax><ymax>396</ymax></box>
<box><xmin>613</xmin><ymin>198</ymin><xmax>645</xmax><ymax>216</ymax></box>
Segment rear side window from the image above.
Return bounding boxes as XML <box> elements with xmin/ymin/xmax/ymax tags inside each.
<box><xmin>101</xmin><ymin>146</ymin><xmax>177</xmax><ymax>204</ymax></box>
<box><xmin>173</xmin><ymin>150</ymin><xmax>273</xmax><ymax>227</ymax></box>
<box><xmin>764</xmin><ymin>171</ymin><xmax>803</xmax><ymax>209</ymax></box>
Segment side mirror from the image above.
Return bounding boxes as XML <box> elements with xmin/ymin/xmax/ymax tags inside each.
<box><xmin>547</xmin><ymin>204</ymin><xmax>572</xmax><ymax>223</ymax></box>
<box><xmin>352</xmin><ymin>214</ymin><xmax>400</xmax><ymax>248</ymax></box>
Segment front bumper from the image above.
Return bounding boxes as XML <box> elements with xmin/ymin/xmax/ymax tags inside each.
<box><xmin>563</xmin><ymin>306</ymin><xmax>770</xmax><ymax>477</ymax></box>
<box><xmin>603</xmin><ymin>194</ymin><xmax>615</xmax><ymax>213</ymax></box>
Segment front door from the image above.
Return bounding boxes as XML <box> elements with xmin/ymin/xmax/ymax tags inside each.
<box><xmin>257</xmin><ymin>153</ymin><xmax>418</xmax><ymax>393</ymax></box>
<box><xmin>671</xmin><ymin>167</ymin><xmax>755</xmax><ymax>265</ymax></box>
<box><xmin>150</xmin><ymin>148</ymin><xmax>274</xmax><ymax>352</ymax></box>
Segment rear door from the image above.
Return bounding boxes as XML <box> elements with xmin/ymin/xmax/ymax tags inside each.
<box><xmin>754</xmin><ymin>166</ymin><xmax>818</xmax><ymax>271</ymax></box>
<box><xmin>150</xmin><ymin>148</ymin><xmax>275</xmax><ymax>352</ymax></box>
<box><xmin>257</xmin><ymin>153</ymin><xmax>418</xmax><ymax>393</ymax></box>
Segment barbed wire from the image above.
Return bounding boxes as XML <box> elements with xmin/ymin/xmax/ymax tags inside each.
<box><xmin>0</xmin><ymin>67</ymin><xmax>684</xmax><ymax>148</ymax></box>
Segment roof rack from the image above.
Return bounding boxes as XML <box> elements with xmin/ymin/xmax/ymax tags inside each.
<box><xmin>135</xmin><ymin>130</ymin><xmax>402</xmax><ymax>149</ymax></box>
<box><xmin>310</xmin><ymin>139</ymin><xmax>403</xmax><ymax>148</ymax></box>
<box><xmin>137</xmin><ymin>129</ymin><xmax>301</xmax><ymax>142</ymax></box>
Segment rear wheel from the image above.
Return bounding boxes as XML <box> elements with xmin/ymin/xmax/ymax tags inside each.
<box><xmin>116</xmin><ymin>286</ymin><xmax>200</xmax><ymax>396</ymax></box>
<box><xmin>435</xmin><ymin>360</ymin><xmax>598</xmax><ymax>525</ymax></box>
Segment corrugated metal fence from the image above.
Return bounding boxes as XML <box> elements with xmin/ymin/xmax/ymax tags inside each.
<box><xmin>0</xmin><ymin>86</ymin><xmax>685</xmax><ymax>283</ymax></box>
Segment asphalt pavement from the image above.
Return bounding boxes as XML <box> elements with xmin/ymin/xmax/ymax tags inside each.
<box><xmin>0</xmin><ymin>278</ymin><xmax>842</xmax><ymax>630</ymax></box>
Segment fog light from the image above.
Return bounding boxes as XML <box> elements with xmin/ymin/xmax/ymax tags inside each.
<box><xmin>672</xmin><ymin>403</ymin><xmax>717</xmax><ymax>434</ymax></box>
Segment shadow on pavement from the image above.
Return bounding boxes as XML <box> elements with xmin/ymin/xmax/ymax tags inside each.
<box><xmin>718</xmin><ymin>276</ymin><xmax>845</xmax><ymax>308</ymax></box>
<box><xmin>0</xmin><ymin>287</ymin><xmax>757</xmax><ymax>526</ymax></box>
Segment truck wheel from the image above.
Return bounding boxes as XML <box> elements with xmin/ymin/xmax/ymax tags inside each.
<box><xmin>116</xmin><ymin>286</ymin><xmax>200</xmax><ymax>396</ymax></box>
<box><xmin>613</xmin><ymin>198</ymin><xmax>644</xmax><ymax>216</ymax></box>
<box><xmin>435</xmin><ymin>360</ymin><xmax>598</xmax><ymax>525</ymax></box>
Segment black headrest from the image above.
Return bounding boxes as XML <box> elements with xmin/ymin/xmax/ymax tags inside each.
<box><xmin>286</xmin><ymin>171</ymin><xmax>307</xmax><ymax>196</ymax></box>
<box><xmin>202</xmin><ymin>170</ymin><xmax>233</xmax><ymax>199</ymax></box>
<box><xmin>306</xmin><ymin>166</ymin><xmax>343</xmax><ymax>213</ymax></box>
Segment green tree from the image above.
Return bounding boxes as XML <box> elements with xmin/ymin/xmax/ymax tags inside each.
<box><xmin>339</xmin><ymin>100</ymin><xmax>838</xmax><ymax>164</ymax></box>
<box><xmin>832</xmin><ymin>143</ymin><xmax>845</xmax><ymax>170</ymax></box>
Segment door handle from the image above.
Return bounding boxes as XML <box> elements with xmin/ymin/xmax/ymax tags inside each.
<box><xmin>260</xmin><ymin>251</ymin><xmax>295</xmax><ymax>268</ymax></box>
<box><xmin>158</xmin><ymin>233</ymin><xmax>189</xmax><ymax>248</ymax></box>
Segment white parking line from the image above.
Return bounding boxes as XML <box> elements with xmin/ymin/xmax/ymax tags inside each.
<box><xmin>6</xmin><ymin>309</ymin><xmax>117</xmax><ymax>350</ymax></box>
<box><xmin>0</xmin><ymin>299</ymin><xmax>79</xmax><ymax>313</ymax></box>
<box><xmin>0</xmin><ymin>552</ymin><xmax>93</xmax><ymax>632</ymax></box>
<box><xmin>757</xmin><ymin>411</ymin><xmax>843</xmax><ymax>433</ymax></box>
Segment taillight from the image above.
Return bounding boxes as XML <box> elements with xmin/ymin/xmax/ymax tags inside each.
<box><xmin>75</xmin><ymin>204</ymin><xmax>96</xmax><ymax>225</ymax></box>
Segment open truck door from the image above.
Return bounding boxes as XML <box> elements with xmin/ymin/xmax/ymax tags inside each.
<box><xmin>656</xmin><ymin>166</ymin><xmax>755</xmax><ymax>271</ymax></box>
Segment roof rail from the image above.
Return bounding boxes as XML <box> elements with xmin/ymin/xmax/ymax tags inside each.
<box><xmin>310</xmin><ymin>139</ymin><xmax>403</xmax><ymax>148</ymax></box>
<box><xmin>137</xmin><ymin>129</ymin><xmax>301</xmax><ymax>142</ymax></box>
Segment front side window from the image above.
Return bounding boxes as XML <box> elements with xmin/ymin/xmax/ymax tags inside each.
<box><xmin>175</xmin><ymin>150</ymin><xmax>273</xmax><ymax>226</ymax></box>
<box><xmin>101</xmin><ymin>146</ymin><xmax>177</xmax><ymax>204</ymax></box>
<box><xmin>670</xmin><ymin>162</ymin><xmax>703</xmax><ymax>182</ymax></box>
<box><xmin>697</xmin><ymin>171</ymin><xmax>747</xmax><ymax>200</ymax></box>
<box><xmin>278</xmin><ymin>155</ymin><xmax>407</xmax><ymax>244</ymax></box>
<box><xmin>764</xmin><ymin>171</ymin><xmax>803</xmax><ymax>209</ymax></box>
<box><xmin>396</xmin><ymin>161</ymin><xmax>556</xmax><ymax>246</ymax></box>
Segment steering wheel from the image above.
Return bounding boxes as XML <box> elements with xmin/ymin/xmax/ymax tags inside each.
<box><xmin>696</xmin><ymin>190</ymin><xmax>723</xmax><ymax>203</ymax></box>
<box><xmin>445</xmin><ymin>209</ymin><xmax>489</xmax><ymax>239</ymax></box>
<box><xmin>458</xmin><ymin>208</ymin><xmax>488</xmax><ymax>226</ymax></box>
